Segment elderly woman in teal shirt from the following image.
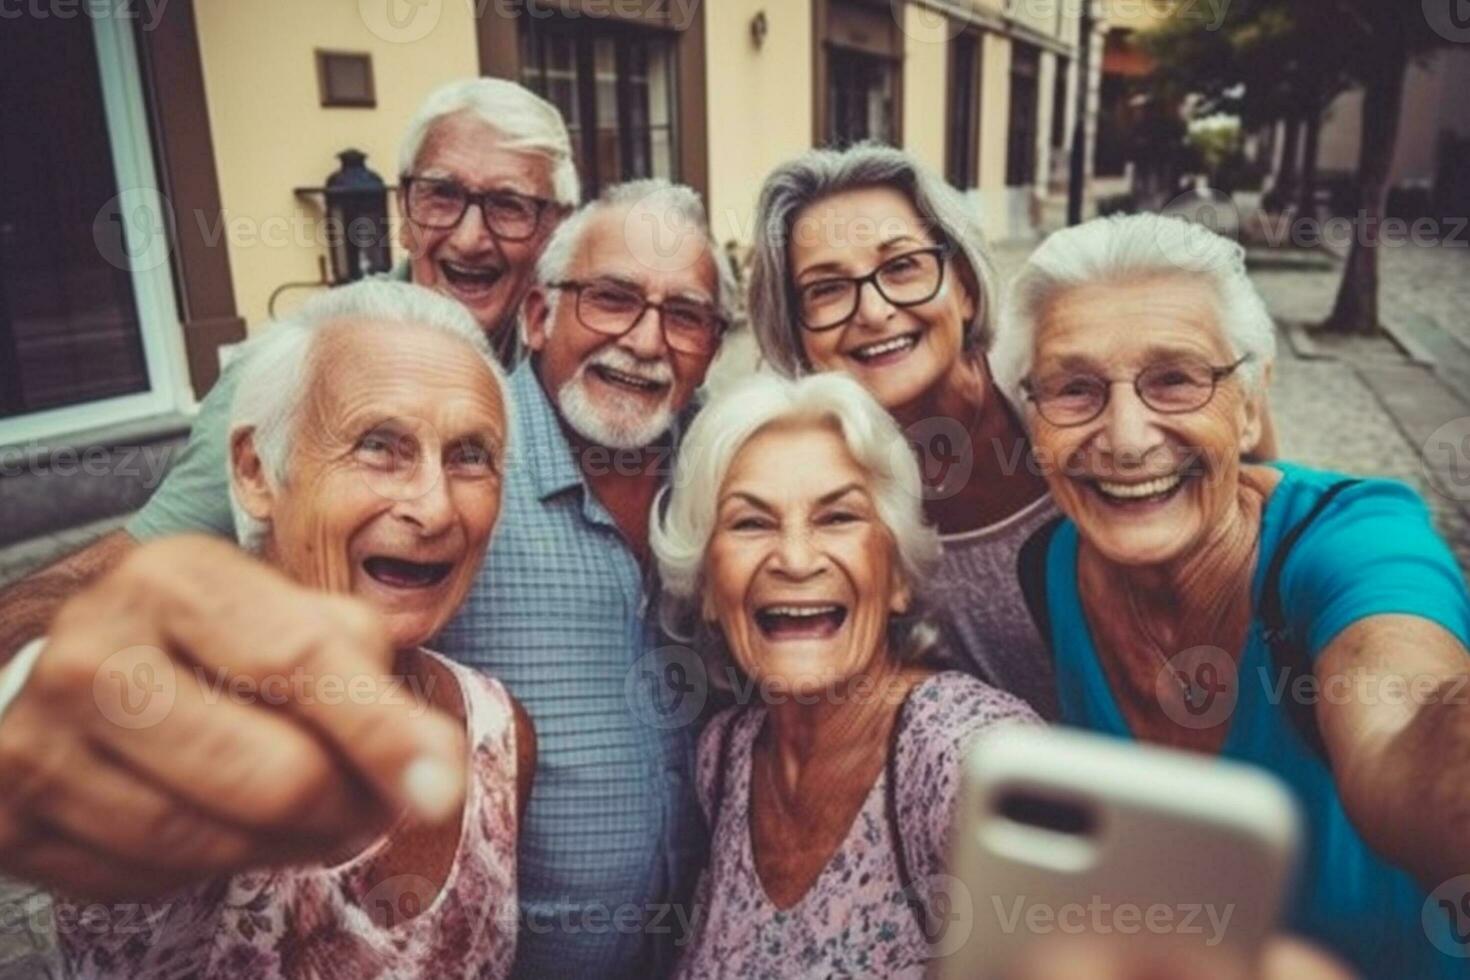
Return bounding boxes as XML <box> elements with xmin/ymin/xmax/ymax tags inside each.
<box><xmin>991</xmin><ymin>212</ymin><xmax>1470</xmax><ymax>979</ymax></box>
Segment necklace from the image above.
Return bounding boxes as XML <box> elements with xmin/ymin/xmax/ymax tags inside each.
<box><xmin>1122</xmin><ymin>580</ymin><xmax>1217</xmax><ymax>712</ymax></box>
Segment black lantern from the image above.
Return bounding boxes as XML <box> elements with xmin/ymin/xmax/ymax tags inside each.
<box><xmin>323</xmin><ymin>149</ymin><xmax>391</xmax><ymax>284</ymax></box>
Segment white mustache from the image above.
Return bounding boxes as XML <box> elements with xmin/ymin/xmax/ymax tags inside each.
<box><xmin>581</xmin><ymin>346</ymin><xmax>674</xmax><ymax>386</ymax></box>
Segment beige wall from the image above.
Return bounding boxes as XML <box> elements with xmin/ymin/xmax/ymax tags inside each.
<box><xmin>901</xmin><ymin>2</ymin><xmax>950</xmax><ymax>177</ymax></box>
<box><xmin>703</xmin><ymin>0</ymin><xmax>815</xmax><ymax>247</ymax></box>
<box><xmin>194</xmin><ymin>0</ymin><xmax>480</xmax><ymax>331</ymax></box>
<box><xmin>1316</xmin><ymin>48</ymin><xmax>1470</xmax><ymax>187</ymax></box>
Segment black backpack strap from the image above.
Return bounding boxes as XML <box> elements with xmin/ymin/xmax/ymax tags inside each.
<box><xmin>883</xmin><ymin>688</ymin><xmax>938</xmax><ymax>941</ymax></box>
<box><xmin>1261</xmin><ymin>479</ymin><xmax>1362</xmax><ymax>763</ymax></box>
<box><xmin>1017</xmin><ymin>515</ymin><xmax>1067</xmax><ymax>651</ymax></box>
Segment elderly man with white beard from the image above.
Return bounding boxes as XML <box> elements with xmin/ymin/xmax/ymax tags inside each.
<box><xmin>431</xmin><ymin>179</ymin><xmax>738</xmax><ymax>978</ymax></box>
<box><xmin>0</xmin><ymin>179</ymin><xmax>737</xmax><ymax>980</ymax></box>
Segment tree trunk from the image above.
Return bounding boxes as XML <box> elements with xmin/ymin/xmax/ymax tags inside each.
<box><xmin>1296</xmin><ymin>108</ymin><xmax>1324</xmax><ymax>220</ymax></box>
<box><xmin>1322</xmin><ymin>45</ymin><xmax>1409</xmax><ymax>336</ymax></box>
<box><xmin>1273</xmin><ymin>115</ymin><xmax>1304</xmax><ymax>209</ymax></box>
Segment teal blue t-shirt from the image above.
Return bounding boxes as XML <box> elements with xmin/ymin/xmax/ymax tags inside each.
<box><xmin>1046</xmin><ymin>463</ymin><xmax>1470</xmax><ymax>979</ymax></box>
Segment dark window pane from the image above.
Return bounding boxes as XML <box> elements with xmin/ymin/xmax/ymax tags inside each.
<box><xmin>0</xmin><ymin>16</ymin><xmax>148</xmax><ymax>418</ymax></box>
<box><xmin>1007</xmin><ymin>43</ymin><xmax>1041</xmax><ymax>186</ymax></box>
<box><xmin>1052</xmin><ymin>57</ymin><xmax>1070</xmax><ymax>150</ymax></box>
<box><xmin>828</xmin><ymin>48</ymin><xmax>896</xmax><ymax>148</ymax></box>
<box><xmin>519</xmin><ymin>15</ymin><xmax>680</xmax><ymax>198</ymax></box>
<box><xmin>947</xmin><ymin>34</ymin><xmax>980</xmax><ymax>187</ymax></box>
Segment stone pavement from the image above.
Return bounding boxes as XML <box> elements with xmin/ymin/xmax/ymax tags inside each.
<box><xmin>1244</xmin><ymin>242</ymin><xmax>1470</xmax><ymax>570</ymax></box>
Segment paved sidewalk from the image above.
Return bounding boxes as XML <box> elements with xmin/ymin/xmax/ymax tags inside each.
<box><xmin>1245</xmin><ymin>244</ymin><xmax>1470</xmax><ymax>569</ymax></box>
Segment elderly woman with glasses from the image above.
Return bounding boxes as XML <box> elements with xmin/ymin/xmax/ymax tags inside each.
<box><xmin>746</xmin><ymin>143</ymin><xmax>1064</xmax><ymax>718</ymax></box>
<box><xmin>990</xmin><ymin>213</ymin><xmax>1470</xmax><ymax>980</ymax></box>
<box><xmin>651</xmin><ymin>372</ymin><xmax>1038</xmax><ymax>978</ymax></box>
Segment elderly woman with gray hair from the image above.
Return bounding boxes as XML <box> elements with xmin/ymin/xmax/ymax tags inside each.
<box><xmin>651</xmin><ymin>372</ymin><xmax>1037</xmax><ymax>978</ymax></box>
<box><xmin>58</xmin><ymin>281</ymin><xmax>535</xmax><ymax>978</ymax></box>
<box><xmin>992</xmin><ymin>213</ymin><xmax>1470</xmax><ymax>979</ymax></box>
<box><xmin>745</xmin><ymin>142</ymin><xmax>1065</xmax><ymax>718</ymax></box>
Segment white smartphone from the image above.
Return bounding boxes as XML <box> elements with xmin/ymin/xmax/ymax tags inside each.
<box><xmin>934</xmin><ymin>726</ymin><xmax>1301</xmax><ymax>980</ymax></box>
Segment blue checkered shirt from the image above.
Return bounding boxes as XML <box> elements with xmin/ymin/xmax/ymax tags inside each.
<box><xmin>435</xmin><ymin>362</ymin><xmax>704</xmax><ymax>980</ymax></box>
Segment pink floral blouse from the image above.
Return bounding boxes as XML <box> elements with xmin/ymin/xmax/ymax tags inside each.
<box><xmin>673</xmin><ymin>671</ymin><xmax>1039</xmax><ymax>980</ymax></box>
<box><xmin>60</xmin><ymin>649</ymin><xmax>521</xmax><ymax>980</ymax></box>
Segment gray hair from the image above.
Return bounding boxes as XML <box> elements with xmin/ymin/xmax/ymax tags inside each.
<box><xmin>746</xmin><ymin>142</ymin><xmax>999</xmax><ymax>377</ymax></box>
<box><xmin>228</xmin><ymin>280</ymin><xmax>512</xmax><ymax>553</ymax></box>
<box><xmin>398</xmin><ymin>78</ymin><xmax>580</xmax><ymax>207</ymax></box>
<box><xmin>532</xmin><ymin>179</ymin><xmax>740</xmax><ymax>330</ymax></box>
<box><xmin>650</xmin><ymin>372</ymin><xmax>943</xmax><ymax>684</ymax></box>
<box><xmin>991</xmin><ymin>213</ymin><xmax>1277</xmax><ymax>413</ymax></box>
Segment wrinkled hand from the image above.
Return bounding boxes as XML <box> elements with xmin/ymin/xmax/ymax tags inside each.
<box><xmin>1008</xmin><ymin>936</ymin><xmax>1355</xmax><ymax>980</ymax></box>
<box><xmin>0</xmin><ymin>535</ymin><xmax>466</xmax><ymax>901</ymax></box>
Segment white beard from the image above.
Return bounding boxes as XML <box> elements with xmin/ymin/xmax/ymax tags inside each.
<box><xmin>555</xmin><ymin>351</ymin><xmax>676</xmax><ymax>450</ymax></box>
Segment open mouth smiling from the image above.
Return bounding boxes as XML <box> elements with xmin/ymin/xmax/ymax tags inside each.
<box><xmin>754</xmin><ymin>603</ymin><xmax>849</xmax><ymax>640</ymax></box>
<box><xmin>439</xmin><ymin>260</ymin><xmax>504</xmax><ymax>294</ymax></box>
<box><xmin>847</xmin><ymin>332</ymin><xmax>920</xmax><ymax>365</ymax></box>
<box><xmin>1088</xmin><ymin>472</ymin><xmax>1190</xmax><ymax>505</ymax></box>
<box><xmin>591</xmin><ymin>364</ymin><xmax>670</xmax><ymax>395</ymax></box>
<box><xmin>362</xmin><ymin>556</ymin><xmax>455</xmax><ymax>590</ymax></box>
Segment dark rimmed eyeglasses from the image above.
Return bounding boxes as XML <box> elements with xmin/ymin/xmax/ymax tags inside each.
<box><xmin>795</xmin><ymin>245</ymin><xmax>951</xmax><ymax>332</ymax></box>
<box><xmin>547</xmin><ymin>278</ymin><xmax>728</xmax><ymax>356</ymax></box>
<box><xmin>1021</xmin><ymin>355</ymin><xmax>1253</xmax><ymax>427</ymax></box>
<box><xmin>401</xmin><ymin>175</ymin><xmax>563</xmax><ymax>242</ymax></box>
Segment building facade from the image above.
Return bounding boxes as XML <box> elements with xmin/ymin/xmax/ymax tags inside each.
<box><xmin>0</xmin><ymin>0</ymin><xmax>1089</xmax><ymax>546</ymax></box>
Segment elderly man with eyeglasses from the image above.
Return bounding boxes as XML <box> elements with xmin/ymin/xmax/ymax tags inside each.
<box><xmin>0</xmin><ymin>77</ymin><xmax>577</xmax><ymax>637</ymax></box>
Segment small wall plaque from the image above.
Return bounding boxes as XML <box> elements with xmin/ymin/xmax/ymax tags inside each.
<box><xmin>316</xmin><ymin>50</ymin><xmax>376</xmax><ymax>109</ymax></box>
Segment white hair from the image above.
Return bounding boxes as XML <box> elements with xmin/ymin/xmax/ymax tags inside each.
<box><xmin>227</xmin><ymin>280</ymin><xmax>513</xmax><ymax>553</ymax></box>
<box><xmin>397</xmin><ymin>78</ymin><xmax>580</xmax><ymax>207</ymax></box>
<box><xmin>650</xmin><ymin>372</ymin><xmax>942</xmax><ymax>678</ymax></box>
<box><xmin>533</xmin><ymin>178</ymin><xmax>740</xmax><ymax>327</ymax></box>
<box><xmin>991</xmin><ymin>213</ymin><xmax>1277</xmax><ymax>414</ymax></box>
<box><xmin>747</xmin><ymin>142</ymin><xmax>999</xmax><ymax>377</ymax></box>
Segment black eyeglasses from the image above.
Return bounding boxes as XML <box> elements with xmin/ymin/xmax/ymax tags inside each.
<box><xmin>548</xmin><ymin>279</ymin><xmax>728</xmax><ymax>356</ymax></box>
<box><xmin>402</xmin><ymin>176</ymin><xmax>562</xmax><ymax>242</ymax></box>
<box><xmin>795</xmin><ymin>246</ymin><xmax>950</xmax><ymax>331</ymax></box>
<box><xmin>1021</xmin><ymin>355</ymin><xmax>1253</xmax><ymax>427</ymax></box>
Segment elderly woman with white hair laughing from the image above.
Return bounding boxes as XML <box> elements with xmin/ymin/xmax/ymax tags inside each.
<box><xmin>58</xmin><ymin>281</ymin><xmax>535</xmax><ymax>979</ymax></box>
<box><xmin>651</xmin><ymin>372</ymin><xmax>1037</xmax><ymax>979</ymax></box>
<box><xmin>992</xmin><ymin>213</ymin><xmax>1470</xmax><ymax>980</ymax></box>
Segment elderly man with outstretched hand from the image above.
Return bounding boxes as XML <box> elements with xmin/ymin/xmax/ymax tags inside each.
<box><xmin>2</xmin><ymin>281</ymin><xmax>535</xmax><ymax>978</ymax></box>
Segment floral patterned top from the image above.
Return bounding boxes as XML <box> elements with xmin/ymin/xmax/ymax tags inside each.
<box><xmin>60</xmin><ymin>649</ymin><xmax>521</xmax><ymax>980</ymax></box>
<box><xmin>673</xmin><ymin>671</ymin><xmax>1039</xmax><ymax>979</ymax></box>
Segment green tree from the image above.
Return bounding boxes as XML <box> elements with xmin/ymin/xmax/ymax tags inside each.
<box><xmin>1143</xmin><ymin>0</ymin><xmax>1447</xmax><ymax>335</ymax></box>
<box><xmin>1298</xmin><ymin>1</ymin><xmax>1445</xmax><ymax>335</ymax></box>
